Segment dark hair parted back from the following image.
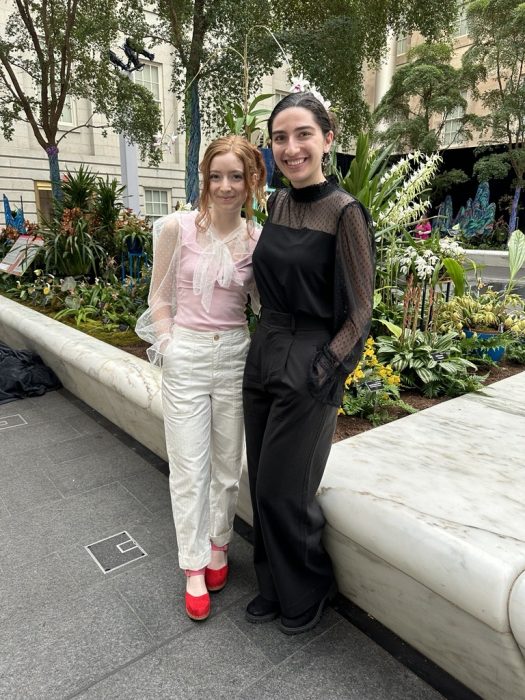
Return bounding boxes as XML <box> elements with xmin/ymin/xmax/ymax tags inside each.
<box><xmin>196</xmin><ymin>134</ymin><xmax>266</xmax><ymax>232</ymax></box>
<box><xmin>267</xmin><ymin>92</ymin><xmax>338</xmax><ymax>140</ymax></box>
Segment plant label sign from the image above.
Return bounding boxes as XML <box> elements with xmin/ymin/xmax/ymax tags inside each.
<box><xmin>363</xmin><ymin>379</ymin><xmax>384</xmax><ymax>391</ymax></box>
<box><xmin>0</xmin><ymin>235</ymin><xmax>43</xmax><ymax>276</ymax></box>
<box><xmin>431</xmin><ymin>351</ymin><xmax>448</xmax><ymax>362</ymax></box>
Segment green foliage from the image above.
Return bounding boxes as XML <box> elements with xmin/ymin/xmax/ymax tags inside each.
<box><xmin>153</xmin><ymin>1</ymin><xmax>459</xmax><ymax>200</ymax></box>
<box><xmin>93</xmin><ymin>177</ymin><xmax>125</xmax><ymax>254</ymax></box>
<box><xmin>116</xmin><ymin>211</ymin><xmax>153</xmax><ymax>256</ymax></box>
<box><xmin>4</xmin><ymin>273</ymin><xmax>149</xmax><ymax>332</ymax></box>
<box><xmin>436</xmin><ymin>287</ymin><xmax>525</xmax><ymax>334</ymax></box>
<box><xmin>0</xmin><ymin>0</ymin><xmax>161</xmax><ymax>192</ymax></box>
<box><xmin>60</xmin><ymin>165</ymin><xmax>98</xmax><ymax>211</ymax></box>
<box><xmin>40</xmin><ymin>217</ymin><xmax>107</xmax><ymax>277</ymax></box>
<box><xmin>223</xmin><ymin>93</ymin><xmax>273</xmax><ymax>142</ymax></box>
<box><xmin>375</xmin><ymin>329</ymin><xmax>485</xmax><ymax>397</ymax></box>
<box><xmin>337</xmin><ymin>132</ymin><xmax>441</xmax><ymax>236</ymax></box>
<box><xmin>506</xmin><ymin>338</ymin><xmax>525</xmax><ymax>364</ymax></box>
<box><xmin>339</xmin><ymin>337</ymin><xmax>417</xmax><ymax>426</ymax></box>
<box><xmin>374</xmin><ymin>42</ymin><xmax>472</xmax><ymax>154</ymax></box>
<box><xmin>463</xmin><ymin>0</ymin><xmax>525</xmax><ymax>229</ymax></box>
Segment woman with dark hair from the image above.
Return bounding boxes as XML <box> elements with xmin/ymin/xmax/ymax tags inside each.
<box><xmin>136</xmin><ymin>135</ymin><xmax>266</xmax><ymax>621</ymax></box>
<box><xmin>243</xmin><ymin>92</ymin><xmax>375</xmax><ymax>634</ymax></box>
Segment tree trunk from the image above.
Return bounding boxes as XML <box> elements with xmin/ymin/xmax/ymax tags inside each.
<box><xmin>46</xmin><ymin>145</ymin><xmax>63</xmax><ymax>204</ymax></box>
<box><xmin>184</xmin><ymin>80</ymin><xmax>201</xmax><ymax>205</ymax></box>
<box><xmin>509</xmin><ymin>184</ymin><xmax>521</xmax><ymax>234</ymax></box>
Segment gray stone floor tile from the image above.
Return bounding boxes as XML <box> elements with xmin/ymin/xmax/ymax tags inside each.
<box><xmin>141</xmin><ymin>504</ymin><xmax>178</xmax><ymax>549</ymax></box>
<box><xmin>0</xmin><ymin>584</ymin><xmax>154</xmax><ymax>699</ymax></box>
<box><xmin>120</xmin><ymin>469</ymin><xmax>172</xmax><ymax>513</ymax></box>
<box><xmin>35</xmin><ymin>431</ymin><xmax>124</xmax><ymax>464</ymax></box>
<box><xmin>0</xmin><ymin>552</ymin><xmax>79</xmax><ymax>626</ymax></box>
<box><xmin>111</xmin><ymin>550</ymin><xmax>195</xmax><ymax>639</ymax></box>
<box><xmin>1</xmin><ymin>447</ymin><xmax>56</xmax><ymax>480</ymax></box>
<box><xmin>45</xmin><ymin>448</ymin><xmax>152</xmax><ymax>497</ymax></box>
<box><xmin>0</xmin><ymin>482</ymin><xmax>152</xmax><ymax>569</ymax></box>
<box><xmin>0</xmin><ymin>494</ymin><xmax>10</xmax><ymax>518</ymax></box>
<box><xmin>1</xmin><ymin>465</ymin><xmax>64</xmax><ymax>513</ymax></box>
<box><xmin>1</xmin><ymin>417</ymin><xmax>82</xmax><ymax>457</ymax></box>
<box><xmin>75</xmin><ymin>615</ymin><xmax>272</xmax><ymax>699</ymax></box>
<box><xmin>66</xmin><ymin>411</ymin><xmax>112</xmax><ymax>437</ymax></box>
<box><xmin>226</xmin><ymin>593</ymin><xmax>341</xmax><ymax>665</ymax></box>
<box><xmin>237</xmin><ymin>619</ymin><xmax>444</xmax><ymax>700</ymax></box>
<box><xmin>3</xmin><ymin>395</ymin><xmax>85</xmax><ymax>424</ymax></box>
<box><xmin>26</xmin><ymin>389</ymin><xmax>77</xmax><ymax>411</ymax></box>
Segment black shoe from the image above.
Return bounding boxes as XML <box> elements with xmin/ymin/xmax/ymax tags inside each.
<box><xmin>278</xmin><ymin>591</ymin><xmax>331</xmax><ymax>635</ymax></box>
<box><xmin>245</xmin><ymin>594</ymin><xmax>280</xmax><ymax>623</ymax></box>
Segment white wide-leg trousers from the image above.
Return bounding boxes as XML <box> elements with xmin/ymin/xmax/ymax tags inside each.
<box><xmin>161</xmin><ymin>325</ymin><xmax>250</xmax><ymax>570</ymax></box>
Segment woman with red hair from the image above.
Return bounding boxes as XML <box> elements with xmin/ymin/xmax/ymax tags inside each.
<box><xmin>136</xmin><ymin>135</ymin><xmax>266</xmax><ymax>621</ymax></box>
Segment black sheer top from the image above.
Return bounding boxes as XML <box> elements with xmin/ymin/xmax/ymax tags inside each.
<box><xmin>253</xmin><ymin>180</ymin><xmax>375</xmax><ymax>405</ymax></box>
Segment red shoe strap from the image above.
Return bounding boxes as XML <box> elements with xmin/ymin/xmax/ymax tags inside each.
<box><xmin>210</xmin><ymin>543</ymin><xmax>228</xmax><ymax>552</ymax></box>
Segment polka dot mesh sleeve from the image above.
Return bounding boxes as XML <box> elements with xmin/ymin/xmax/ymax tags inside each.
<box><xmin>309</xmin><ymin>200</ymin><xmax>375</xmax><ymax>404</ymax></box>
<box><xmin>135</xmin><ymin>213</ymin><xmax>180</xmax><ymax>366</ymax></box>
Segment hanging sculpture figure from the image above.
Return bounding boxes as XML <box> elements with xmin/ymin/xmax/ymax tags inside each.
<box><xmin>3</xmin><ymin>194</ymin><xmax>26</xmax><ymax>234</ymax></box>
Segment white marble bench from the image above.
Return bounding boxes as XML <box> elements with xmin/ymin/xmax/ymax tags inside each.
<box><xmin>318</xmin><ymin>375</ymin><xmax>525</xmax><ymax>700</ymax></box>
<box><xmin>1</xmin><ymin>295</ymin><xmax>524</xmax><ymax>699</ymax></box>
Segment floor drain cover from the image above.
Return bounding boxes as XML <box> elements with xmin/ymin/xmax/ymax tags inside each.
<box><xmin>0</xmin><ymin>414</ymin><xmax>28</xmax><ymax>431</ymax></box>
<box><xmin>85</xmin><ymin>531</ymin><xmax>147</xmax><ymax>574</ymax></box>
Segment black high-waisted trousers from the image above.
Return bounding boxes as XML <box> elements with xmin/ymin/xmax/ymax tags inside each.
<box><xmin>242</xmin><ymin>308</ymin><xmax>338</xmax><ymax>617</ymax></box>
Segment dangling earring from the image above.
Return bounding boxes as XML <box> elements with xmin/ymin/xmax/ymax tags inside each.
<box><xmin>322</xmin><ymin>151</ymin><xmax>330</xmax><ymax>174</ymax></box>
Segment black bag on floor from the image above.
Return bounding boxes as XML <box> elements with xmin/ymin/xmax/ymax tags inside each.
<box><xmin>0</xmin><ymin>343</ymin><xmax>61</xmax><ymax>405</ymax></box>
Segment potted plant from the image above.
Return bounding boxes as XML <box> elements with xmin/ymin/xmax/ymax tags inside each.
<box><xmin>117</xmin><ymin>210</ymin><xmax>152</xmax><ymax>256</ymax></box>
<box><xmin>436</xmin><ymin>229</ymin><xmax>525</xmax><ymax>361</ymax></box>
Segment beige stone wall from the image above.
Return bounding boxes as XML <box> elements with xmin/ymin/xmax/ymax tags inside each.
<box><xmin>364</xmin><ymin>28</ymin><xmax>497</xmax><ymax>151</ymax></box>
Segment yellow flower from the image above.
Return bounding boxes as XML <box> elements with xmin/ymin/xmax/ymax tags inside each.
<box><xmin>34</xmin><ymin>269</ymin><xmax>42</xmax><ymax>277</ymax></box>
<box><xmin>337</xmin><ymin>407</ymin><xmax>345</xmax><ymax>415</ymax></box>
<box><xmin>365</xmin><ymin>337</ymin><xmax>374</xmax><ymax>347</ymax></box>
<box><xmin>43</xmin><ymin>285</ymin><xmax>50</xmax><ymax>295</ymax></box>
<box><xmin>369</xmin><ymin>356</ymin><xmax>379</xmax><ymax>366</ymax></box>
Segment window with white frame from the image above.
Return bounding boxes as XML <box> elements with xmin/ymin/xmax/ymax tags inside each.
<box><xmin>58</xmin><ymin>96</ymin><xmax>76</xmax><ymax>127</ymax></box>
<box><xmin>396</xmin><ymin>35</ymin><xmax>409</xmax><ymax>56</ymax></box>
<box><xmin>454</xmin><ymin>2</ymin><xmax>469</xmax><ymax>38</ymax></box>
<box><xmin>134</xmin><ymin>64</ymin><xmax>162</xmax><ymax>119</ymax></box>
<box><xmin>442</xmin><ymin>93</ymin><xmax>467</xmax><ymax>147</ymax></box>
<box><xmin>144</xmin><ymin>188</ymin><xmax>169</xmax><ymax>221</ymax></box>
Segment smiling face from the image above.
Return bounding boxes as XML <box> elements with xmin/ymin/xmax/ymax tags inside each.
<box><xmin>207</xmin><ymin>151</ymin><xmax>247</xmax><ymax>215</ymax></box>
<box><xmin>271</xmin><ymin>106</ymin><xmax>333</xmax><ymax>188</ymax></box>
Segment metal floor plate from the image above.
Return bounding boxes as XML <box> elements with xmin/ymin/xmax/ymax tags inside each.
<box><xmin>85</xmin><ymin>531</ymin><xmax>147</xmax><ymax>574</ymax></box>
<box><xmin>0</xmin><ymin>414</ymin><xmax>28</xmax><ymax>431</ymax></box>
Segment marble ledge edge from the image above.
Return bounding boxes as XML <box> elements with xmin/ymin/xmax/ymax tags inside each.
<box><xmin>0</xmin><ymin>296</ymin><xmax>162</xmax><ymax>413</ymax></box>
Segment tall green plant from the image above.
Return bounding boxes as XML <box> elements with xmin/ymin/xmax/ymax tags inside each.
<box><xmin>338</xmin><ymin>133</ymin><xmax>442</xmax><ymax>316</ymax></box>
<box><xmin>41</xmin><ymin>218</ymin><xmax>106</xmax><ymax>277</ymax></box>
<box><xmin>223</xmin><ymin>93</ymin><xmax>273</xmax><ymax>142</ymax></box>
<box><xmin>60</xmin><ymin>165</ymin><xmax>98</xmax><ymax>212</ymax></box>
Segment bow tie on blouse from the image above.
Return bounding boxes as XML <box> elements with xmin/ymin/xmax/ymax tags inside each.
<box><xmin>193</xmin><ymin>227</ymin><xmax>244</xmax><ymax>312</ymax></box>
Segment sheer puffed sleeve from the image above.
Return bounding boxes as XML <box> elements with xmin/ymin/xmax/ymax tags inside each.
<box><xmin>135</xmin><ymin>212</ymin><xmax>181</xmax><ymax>366</ymax></box>
<box><xmin>309</xmin><ymin>201</ymin><xmax>375</xmax><ymax>405</ymax></box>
